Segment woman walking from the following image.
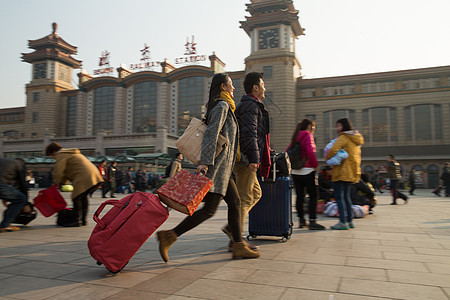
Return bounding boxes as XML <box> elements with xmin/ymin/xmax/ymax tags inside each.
<box><xmin>157</xmin><ymin>73</ymin><xmax>259</xmax><ymax>262</ymax></box>
<box><xmin>45</xmin><ymin>143</ymin><xmax>103</xmax><ymax>226</ymax></box>
<box><xmin>326</xmin><ymin>118</ymin><xmax>364</xmax><ymax>230</ymax></box>
<box><xmin>288</xmin><ymin>119</ymin><xmax>325</xmax><ymax>230</ymax></box>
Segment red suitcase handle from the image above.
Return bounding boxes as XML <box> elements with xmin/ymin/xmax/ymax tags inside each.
<box><xmin>93</xmin><ymin>199</ymin><xmax>120</xmax><ymax>229</ymax></box>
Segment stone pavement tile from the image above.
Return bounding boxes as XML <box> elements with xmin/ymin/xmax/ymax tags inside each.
<box><xmin>164</xmin><ymin>296</ymin><xmax>205</xmax><ymax>300</ymax></box>
<box><xmin>204</xmin><ymin>266</ymin><xmax>256</xmax><ymax>281</ymax></box>
<box><xmin>224</xmin><ymin>258</ymin><xmax>305</xmax><ymax>273</ymax></box>
<box><xmin>176</xmin><ymin>251</ymin><xmax>232</xmax><ymax>272</ymax></box>
<box><xmin>175</xmin><ymin>278</ymin><xmax>286</xmax><ymax>300</ymax></box>
<box><xmin>18</xmin><ymin>250</ymin><xmax>89</xmax><ymax>264</ymax></box>
<box><xmin>0</xmin><ymin>272</ymin><xmax>14</xmax><ymax>280</ymax></box>
<box><xmin>301</xmin><ymin>263</ymin><xmax>387</xmax><ymax>281</ymax></box>
<box><xmin>279</xmin><ymin>288</ymin><xmax>387</xmax><ymax>300</ymax></box>
<box><xmin>0</xmin><ymin>257</ymin><xmax>26</xmax><ymax>268</ymax></box>
<box><xmin>384</xmin><ymin>252</ymin><xmax>445</xmax><ymax>263</ymax></box>
<box><xmin>381</xmin><ymin>240</ymin><xmax>445</xmax><ymax>249</ymax></box>
<box><xmin>315</xmin><ymin>247</ymin><xmax>383</xmax><ymax>259</ymax></box>
<box><xmin>340</xmin><ymin>278</ymin><xmax>448</xmax><ymax>300</ymax></box>
<box><xmin>350</xmin><ymin>244</ymin><xmax>415</xmax><ymax>254</ymax></box>
<box><xmin>132</xmin><ymin>268</ymin><xmax>208</xmax><ymax>294</ymax></box>
<box><xmin>346</xmin><ymin>257</ymin><xmax>428</xmax><ymax>272</ymax></box>
<box><xmin>107</xmin><ymin>289</ymin><xmax>171</xmax><ymax>300</ymax></box>
<box><xmin>1</xmin><ymin>261</ymin><xmax>88</xmax><ymax>279</ymax></box>
<box><xmin>0</xmin><ymin>275</ymin><xmax>82</xmax><ymax>299</ymax></box>
<box><xmin>30</xmin><ymin>241</ymin><xmax>87</xmax><ymax>253</ymax></box>
<box><xmin>245</xmin><ymin>269</ymin><xmax>339</xmax><ymax>292</ymax></box>
<box><xmin>426</xmin><ymin>262</ymin><xmax>450</xmax><ymax>275</ymax></box>
<box><xmin>45</xmin><ymin>283</ymin><xmax>124</xmax><ymax>300</ymax></box>
<box><xmin>388</xmin><ymin>269</ymin><xmax>450</xmax><ymax>288</ymax></box>
<box><xmin>57</xmin><ymin>267</ymin><xmax>158</xmax><ymax>288</ymax></box>
<box><xmin>273</xmin><ymin>252</ymin><xmax>346</xmax><ymax>266</ymax></box>
<box><xmin>415</xmin><ymin>247</ymin><xmax>450</xmax><ymax>256</ymax></box>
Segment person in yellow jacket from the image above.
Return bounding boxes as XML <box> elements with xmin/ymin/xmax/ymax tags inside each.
<box><xmin>326</xmin><ymin>118</ymin><xmax>364</xmax><ymax>230</ymax></box>
<box><xmin>45</xmin><ymin>143</ymin><xmax>104</xmax><ymax>226</ymax></box>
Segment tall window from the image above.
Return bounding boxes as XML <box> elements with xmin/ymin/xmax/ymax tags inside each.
<box><xmin>134</xmin><ymin>81</ymin><xmax>157</xmax><ymax>133</ymax></box>
<box><xmin>66</xmin><ymin>96</ymin><xmax>77</xmax><ymax>136</ymax></box>
<box><xmin>178</xmin><ymin>77</ymin><xmax>205</xmax><ymax>135</ymax></box>
<box><xmin>93</xmin><ymin>86</ymin><xmax>115</xmax><ymax>132</ymax></box>
<box><xmin>33</xmin><ymin>92</ymin><xmax>39</xmax><ymax>103</ymax></box>
<box><xmin>323</xmin><ymin>109</ymin><xmax>355</xmax><ymax>142</ymax></box>
<box><xmin>32</xmin><ymin>112</ymin><xmax>39</xmax><ymax>123</ymax></box>
<box><xmin>263</xmin><ymin>66</ymin><xmax>273</xmax><ymax>78</ymax></box>
<box><xmin>362</xmin><ymin>107</ymin><xmax>397</xmax><ymax>145</ymax></box>
<box><xmin>404</xmin><ymin>104</ymin><xmax>442</xmax><ymax>142</ymax></box>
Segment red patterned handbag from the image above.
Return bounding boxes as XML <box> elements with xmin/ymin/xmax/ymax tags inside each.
<box><xmin>157</xmin><ymin>169</ymin><xmax>212</xmax><ymax>215</ymax></box>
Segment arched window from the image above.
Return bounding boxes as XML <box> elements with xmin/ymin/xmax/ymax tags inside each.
<box><xmin>134</xmin><ymin>81</ymin><xmax>157</xmax><ymax>133</ymax></box>
<box><xmin>404</xmin><ymin>104</ymin><xmax>442</xmax><ymax>142</ymax></box>
<box><xmin>178</xmin><ymin>77</ymin><xmax>205</xmax><ymax>135</ymax></box>
<box><xmin>363</xmin><ymin>165</ymin><xmax>375</xmax><ymax>174</ymax></box>
<box><xmin>362</xmin><ymin>107</ymin><xmax>397</xmax><ymax>145</ymax></box>
<box><xmin>323</xmin><ymin>109</ymin><xmax>355</xmax><ymax>142</ymax></box>
<box><xmin>93</xmin><ymin>86</ymin><xmax>115</xmax><ymax>132</ymax></box>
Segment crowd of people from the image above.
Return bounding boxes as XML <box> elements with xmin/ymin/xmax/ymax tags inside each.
<box><xmin>0</xmin><ymin>71</ymin><xmax>449</xmax><ymax>265</ymax></box>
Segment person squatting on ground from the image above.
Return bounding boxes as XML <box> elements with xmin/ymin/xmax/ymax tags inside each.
<box><xmin>0</xmin><ymin>158</ymin><xmax>28</xmax><ymax>231</ymax></box>
<box><xmin>386</xmin><ymin>154</ymin><xmax>408</xmax><ymax>205</ymax></box>
<box><xmin>222</xmin><ymin>72</ymin><xmax>271</xmax><ymax>251</ymax></box>
<box><xmin>46</xmin><ymin>143</ymin><xmax>104</xmax><ymax>226</ymax></box>
<box><xmin>288</xmin><ymin>119</ymin><xmax>325</xmax><ymax>230</ymax></box>
<box><xmin>156</xmin><ymin>73</ymin><xmax>260</xmax><ymax>262</ymax></box>
<box><xmin>326</xmin><ymin>118</ymin><xmax>364</xmax><ymax>230</ymax></box>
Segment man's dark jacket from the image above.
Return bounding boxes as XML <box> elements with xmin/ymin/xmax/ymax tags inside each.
<box><xmin>235</xmin><ymin>95</ymin><xmax>270</xmax><ymax>164</ymax></box>
<box><xmin>0</xmin><ymin>158</ymin><xmax>28</xmax><ymax>197</ymax></box>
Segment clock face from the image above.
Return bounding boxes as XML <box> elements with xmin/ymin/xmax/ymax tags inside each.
<box><xmin>259</xmin><ymin>28</ymin><xmax>279</xmax><ymax>50</ymax></box>
<box><xmin>34</xmin><ymin>63</ymin><xmax>47</xmax><ymax>79</ymax></box>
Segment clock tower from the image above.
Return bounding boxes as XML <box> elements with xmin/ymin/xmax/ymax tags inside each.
<box><xmin>21</xmin><ymin>23</ymin><xmax>82</xmax><ymax>138</ymax></box>
<box><xmin>241</xmin><ymin>0</ymin><xmax>304</xmax><ymax>151</ymax></box>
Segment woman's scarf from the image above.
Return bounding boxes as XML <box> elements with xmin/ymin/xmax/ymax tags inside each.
<box><xmin>219</xmin><ymin>91</ymin><xmax>236</xmax><ymax>112</ymax></box>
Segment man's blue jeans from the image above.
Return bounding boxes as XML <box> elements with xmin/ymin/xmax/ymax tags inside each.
<box><xmin>0</xmin><ymin>182</ymin><xmax>26</xmax><ymax>228</ymax></box>
<box><xmin>332</xmin><ymin>181</ymin><xmax>353</xmax><ymax>224</ymax></box>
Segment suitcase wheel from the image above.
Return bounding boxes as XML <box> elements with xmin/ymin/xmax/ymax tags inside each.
<box><xmin>247</xmin><ymin>235</ymin><xmax>256</xmax><ymax>241</ymax></box>
<box><xmin>96</xmin><ymin>261</ymin><xmax>102</xmax><ymax>266</ymax></box>
<box><xmin>281</xmin><ymin>236</ymin><xmax>288</xmax><ymax>243</ymax></box>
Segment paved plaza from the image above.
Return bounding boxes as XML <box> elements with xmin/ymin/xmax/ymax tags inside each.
<box><xmin>1</xmin><ymin>189</ymin><xmax>450</xmax><ymax>300</ymax></box>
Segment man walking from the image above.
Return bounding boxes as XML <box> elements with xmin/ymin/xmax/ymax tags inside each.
<box><xmin>386</xmin><ymin>154</ymin><xmax>408</xmax><ymax>205</ymax></box>
<box><xmin>108</xmin><ymin>161</ymin><xmax>117</xmax><ymax>198</ymax></box>
<box><xmin>0</xmin><ymin>158</ymin><xmax>28</xmax><ymax>231</ymax></box>
<box><xmin>98</xmin><ymin>161</ymin><xmax>109</xmax><ymax>198</ymax></box>
<box><xmin>224</xmin><ymin>72</ymin><xmax>271</xmax><ymax>249</ymax></box>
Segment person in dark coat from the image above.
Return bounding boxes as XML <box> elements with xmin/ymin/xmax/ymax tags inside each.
<box><xmin>351</xmin><ymin>174</ymin><xmax>376</xmax><ymax>213</ymax></box>
<box><xmin>386</xmin><ymin>154</ymin><xmax>408</xmax><ymax>205</ymax></box>
<box><xmin>157</xmin><ymin>73</ymin><xmax>259</xmax><ymax>262</ymax></box>
<box><xmin>441</xmin><ymin>162</ymin><xmax>450</xmax><ymax>197</ymax></box>
<box><xmin>0</xmin><ymin>158</ymin><xmax>28</xmax><ymax>231</ymax></box>
<box><xmin>370</xmin><ymin>171</ymin><xmax>383</xmax><ymax>194</ymax></box>
<box><xmin>318</xmin><ymin>166</ymin><xmax>334</xmax><ymax>202</ymax></box>
<box><xmin>231</xmin><ymin>72</ymin><xmax>271</xmax><ymax>250</ymax></box>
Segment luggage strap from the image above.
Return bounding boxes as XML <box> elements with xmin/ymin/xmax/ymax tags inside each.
<box><xmin>93</xmin><ymin>199</ymin><xmax>121</xmax><ymax>229</ymax></box>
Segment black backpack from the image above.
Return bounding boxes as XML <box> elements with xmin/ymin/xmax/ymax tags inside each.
<box><xmin>287</xmin><ymin>135</ymin><xmax>307</xmax><ymax>170</ymax></box>
<box><xmin>165</xmin><ymin>160</ymin><xmax>174</xmax><ymax>178</ymax></box>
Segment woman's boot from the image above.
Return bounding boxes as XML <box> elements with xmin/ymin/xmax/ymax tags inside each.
<box><xmin>308</xmin><ymin>219</ymin><xmax>325</xmax><ymax>230</ymax></box>
<box><xmin>156</xmin><ymin>230</ymin><xmax>177</xmax><ymax>262</ymax></box>
<box><xmin>232</xmin><ymin>242</ymin><xmax>260</xmax><ymax>259</ymax></box>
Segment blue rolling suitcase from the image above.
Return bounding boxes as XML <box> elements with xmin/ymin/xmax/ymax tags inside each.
<box><xmin>247</xmin><ymin>154</ymin><xmax>293</xmax><ymax>242</ymax></box>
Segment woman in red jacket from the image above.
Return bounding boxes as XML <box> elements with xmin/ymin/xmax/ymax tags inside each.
<box><xmin>288</xmin><ymin>119</ymin><xmax>325</xmax><ymax>230</ymax></box>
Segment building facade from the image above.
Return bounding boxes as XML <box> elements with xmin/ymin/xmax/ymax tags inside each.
<box><xmin>1</xmin><ymin>0</ymin><xmax>449</xmax><ymax>188</ymax></box>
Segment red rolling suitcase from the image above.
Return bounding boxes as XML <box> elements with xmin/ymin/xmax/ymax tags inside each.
<box><xmin>88</xmin><ymin>192</ymin><xmax>169</xmax><ymax>274</ymax></box>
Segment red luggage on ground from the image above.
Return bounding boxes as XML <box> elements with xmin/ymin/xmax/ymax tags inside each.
<box><xmin>432</xmin><ymin>185</ymin><xmax>443</xmax><ymax>195</ymax></box>
<box><xmin>33</xmin><ymin>185</ymin><xmax>67</xmax><ymax>217</ymax></box>
<box><xmin>88</xmin><ymin>192</ymin><xmax>169</xmax><ymax>274</ymax></box>
<box><xmin>156</xmin><ymin>169</ymin><xmax>212</xmax><ymax>215</ymax></box>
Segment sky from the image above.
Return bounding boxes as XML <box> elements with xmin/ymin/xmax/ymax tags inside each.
<box><xmin>0</xmin><ymin>0</ymin><xmax>449</xmax><ymax>109</ymax></box>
